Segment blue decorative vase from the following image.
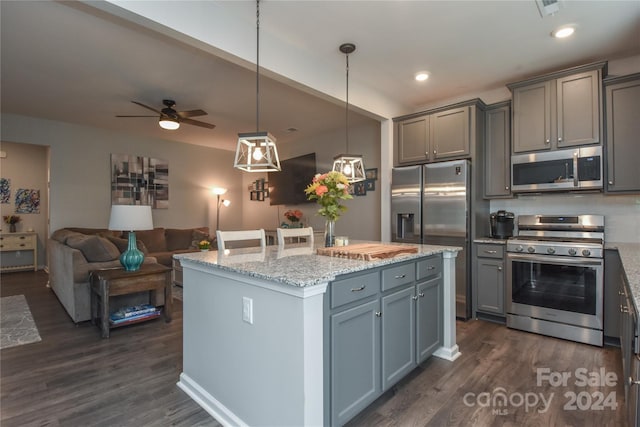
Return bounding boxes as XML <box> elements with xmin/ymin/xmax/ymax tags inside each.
<box><xmin>120</xmin><ymin>231</ymin><xmax>144</xmax><ymax>271</ymax></box>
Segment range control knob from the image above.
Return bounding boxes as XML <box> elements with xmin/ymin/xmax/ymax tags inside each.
<box><xmin>568</xmin><ymin>248</ymin><xmax>577</xmax><ymax>256</ymax></box>
<box><xmin>547</xmin><ymin>247</ymin><xmax>556</xmax><ymax>254</ymax></box>
<box><xmin>527</xmin><ymin>246</ymin><xmax>536</xmax><ymax>253</ymax></box>
<box><xmin>582</xmin><ymin>249</ymin><xmax>591</xmax><ymax>257</ymax></box>
<box><xmin>516</xmin><ymin>245</ymin><xmax>524</xmax><ymax>252</ymax></box>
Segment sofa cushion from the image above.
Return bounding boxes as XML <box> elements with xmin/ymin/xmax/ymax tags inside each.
<box><xmin>105</xmin><ymin>235</ymin><xmax>149</xmax><ymax>254</ymax></box>
<box><xmin>51</xmin><ymin>229</ymin><xmax>84</xmax><ymax>244</ymax></box>
<box><xmin>135</xmin><ymin>228</ymin><xmax>167</xmax><ymax>253</ymax></box>
<box><xmin>166</xmin><ymin>228</ymin><xmax>196</xmax><ymax>251</ymax></box>
<box><xmin>67</xmin><ymin>227</ymin><xmax>122</xmax><ymax>238</ymax></box>
<box><xmin>66</xmin><ymin>234</ymin><xmax>120</xmax><ymax>262</ymax></box>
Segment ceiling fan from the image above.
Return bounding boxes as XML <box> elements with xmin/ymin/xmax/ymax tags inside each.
<box><xmin>116</xmin><ymin>99</ymin><xmax>216</xmax><ymax>130</ymax></box>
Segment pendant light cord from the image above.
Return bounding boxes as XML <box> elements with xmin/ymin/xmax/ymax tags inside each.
<box><xmin>256</xmin><ymin>0</ymin><xmax>260</xmax><ymax>132</ymax></box>
<box><xmin>345</xmin><ymin>51</ymin><xmax>349</xmax><ymax>153</ymax></box>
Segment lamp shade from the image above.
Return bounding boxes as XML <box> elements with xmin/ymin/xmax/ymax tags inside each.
<box><xmin>234</xmin><ymin>132</ymin><xmax>281</xmax><ymax>172</ymax></box>
<box><xmin>108</xmin><ymin>205</ymin><xmax>153</xmax><ymax>231</ymax></box>
<box><xmin>332</xmin><ymin>154</ymin><xmax>366</xmax><ymax>183</ymax></box>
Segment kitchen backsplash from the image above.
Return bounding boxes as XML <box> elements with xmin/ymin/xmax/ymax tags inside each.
<box><xmin>490</xmin><ymin>193</ymin><xmax>640</xmax><ymax>243</ymax></box>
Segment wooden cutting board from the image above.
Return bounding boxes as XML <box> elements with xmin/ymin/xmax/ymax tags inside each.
<box><xmin>317</xmin><ymin>243</ymin><xmax>418</xmax><ymax>261</ymax></box>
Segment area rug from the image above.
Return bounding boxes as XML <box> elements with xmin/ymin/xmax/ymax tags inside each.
<box><xmin>172</xmin><ymin>284</ymin><xmax>183</xmax><ymax>301</ymax></box>
<box><xmin>1</xmin><ymin>295</ymin><xmax>42</xmax><ymax>350</ymax></box>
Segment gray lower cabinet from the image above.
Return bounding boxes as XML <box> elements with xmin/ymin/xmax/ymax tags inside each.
<box><xmin>328</xmin><ymin>255</ymin><xmax>443</xmax><ymax>426</ymax></box>
<box><xmin>331</xmin><ymin>298</ymin><xmax>381</xmax><ymax>427</ymax></box>
<box><xmin>604</xmin><ymin>73</ymin><xmax>640</xmax><ymax>193</ymax></box>
<box><xmin>381</xmin><ymin>285</ymin><xmax>415</xmax><ymax>390</ymax></box>
<box><xmin>473</xmin><ymin>243</ymin><xmax>506</xmax><ymax>318</ymax></box>
<box><xmin>416</xmin><ymin>276</ymin><xmax>443</xmax><ymax>362</ymax></box>
<box><xmin>484</xmin><ymin>102</ymin><xmax>511</xmax><ymax>198</ymax></box>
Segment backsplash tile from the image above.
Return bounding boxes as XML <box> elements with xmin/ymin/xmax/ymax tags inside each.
<box><xmin>491</xmin><ymin>193</ymin><xmax>640</xmax><ymax>243</ymax></box>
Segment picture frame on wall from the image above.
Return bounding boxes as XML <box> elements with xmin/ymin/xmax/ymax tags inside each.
<box><xmin>365</xmin><ymin>168</ymin><xmax>378</xmax><ymax>180</ymax></box>
<box><xmin>365</xmin><ymin>180</ymin><xmax>375</xmax><ymax>191</ymax></box>
<box><xmin>354</xmin><ymin>181</ymin><xmax>367</xmax><ymax>196</ymax></box>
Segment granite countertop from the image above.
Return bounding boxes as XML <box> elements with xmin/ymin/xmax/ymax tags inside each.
<box><xmin>175</xmin><ymin>241</ymin><xmax>461</xmax><ymax>288</ymax></box>
<box><xmin>606</xmin><ymin>242</ymin><xmax>640</xmax><ymax>313</ymax></box>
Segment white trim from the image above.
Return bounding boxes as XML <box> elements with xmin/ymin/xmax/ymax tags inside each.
<box><xmin>177</xmin><ymin>373</ymin><xmax>248</xmax><ymax>427</ymax></box>
<box><xmin>433</xmin><ymin>344</ymin><xmax>462</xmax><ymax>361</ymax></box>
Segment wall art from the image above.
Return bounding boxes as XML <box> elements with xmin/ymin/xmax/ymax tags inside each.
<box><xmin>0</xmin><ymin>178</ymin><xmax>10</xmax><ymax>204</ymax></box>
<box><xmin>15</xmin><ymin>189</ymin><xmax>40</xmax><ymax>213</ymax></box>
<box><xmin>111</xmin><ymin>154</ymin><xmax>169</xmax><ymax>208</ymax></box>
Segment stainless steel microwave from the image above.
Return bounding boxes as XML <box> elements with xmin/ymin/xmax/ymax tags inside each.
<box><xmin>511</xmin><ymin>146</ymin><xmax>602</xmax><ymax>193</ymax></box>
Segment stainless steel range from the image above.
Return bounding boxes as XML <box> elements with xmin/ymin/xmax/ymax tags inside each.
<box><xmin>506</xmin><ymin>215</ymin><xmax>604</xmax><ymax>346</ymax></box>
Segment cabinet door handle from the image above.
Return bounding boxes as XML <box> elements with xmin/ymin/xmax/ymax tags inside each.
<box><xmin>609</xmin><ymin>180</ymin><xmax>614</xmax><ymax>185</ymax></box>
<box><xmin>350</xmin><ymin>286</ymin><xmax>366</xmax><ymax>292</ymax></box>
<box><xmin>395</xmin><ymin>274</ymin><xmax>406</xmax><ymax>279</ymax></box>
<box><xmin>484</xmin><ymin>250</ymin><xmax>497</xmax><ymax>254</ymax></box>
<box><xmin>629</xmin><ymin>377</ymin><xmax>640</xmax><ymax>387</ymax></box>
<box><xmin>433</xmin><ymin>150</ymin><xmax>437</xmax><ymax>154</ymax></box>
<box><xmin>427</xmin><ymin>266</ymin><xmax>436</xmax><ymax>270</ymax></box>
<box><xmin>497</xmin><ymin>266</ymin><xmax>503</xmax><ymax>271</ymax></box>
<box><xmin>545</xmin><ymin>139</ymin><xmax>550</xmax><ymax>144</ymax></box>
<box><xmin>412</xmin><ymin>295</ymin><xmax>419</xmax><ymax>301</ymax></box>
<box><xmin>621</xmin><ymin>304</ymin><xmax>629</xmax><ymax>313</ymax></box>
<box><xmin>505</xmin><ymin>186</ymin><xmax>510</xmax><ymax>190</ymax></box>
<box><xmin>375</xmin><ymin>311</ymin><xmax>382</xmax><ymax>317</ymax></box>
<box><xmin>419</xmin><ymin>292</ymin><xmax>425</xmax><ymax>298</ymax></box>
<box><xmin>558</xmin><ymin>137</ymin><xmax>562</xmax><ymax>142</ymax></box>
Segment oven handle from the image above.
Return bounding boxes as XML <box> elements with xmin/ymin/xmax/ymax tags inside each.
<box><xmin>507</xmin><ymin>252</ymin><xmax>603</xmax><ymax>267</ymax></box>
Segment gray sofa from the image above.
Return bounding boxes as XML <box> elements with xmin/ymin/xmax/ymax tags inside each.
<box><xmin>48</xmin><ymin>226</ymin><xmax>210</xmax><ymax>323</ymax></box>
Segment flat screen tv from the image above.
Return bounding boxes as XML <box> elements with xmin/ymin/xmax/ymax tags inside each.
<box><xmin>268</xmin><ymin>153</ymin><xmax>317</xmax><ymax>205</ymax></box>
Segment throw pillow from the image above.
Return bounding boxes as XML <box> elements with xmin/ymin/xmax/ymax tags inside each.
<box><xmin>66</xmin><ymin>234</ymin><xmax>120</xmax><ymax>262</ymax></box>
<box><xmin>135</xmin><ymin>228</ymin><xmax>167</xmax><ymax>253</ymax></box>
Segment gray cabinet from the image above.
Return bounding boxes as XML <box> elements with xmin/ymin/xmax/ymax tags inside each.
<box><xmin>604</xmin><ymin>249</ymin><xmax>622</xmax><ymax>339</ymax></box>
<box><xmin>604</xmin><ymin>73</ymin><xmax>640</xmax><ymax>193</ymax></box>
<box><xmin>473</xmin><ymin>243</ymin><xmax>505</xmax><ymax>317</ymax></box>
<box><xmin>331</xmin><ymin>298</ymin><xmax>381</xmax><ymax>427</ymax></box>
<box><xmin>484</xmin><ymin>102</ymin><xmax>511</xmax><ymax>198</ymax></box>
<box><xmin>396</xmin><ymin>105</ymin><xmax>472</xmax><ymax>165</ymax></box>
<box><xmin>328</xmin><ymin>255</ymin><xmax>443</xmax><ymax>426</ymax></box>
<box><xmin>398</xmin><ymin>116</ymin><xmax>429</xmax><ymax>164</ymax></box>
<box><xmin>416</xmin><ymin>275</ymin><xmax>443</xmax><ymax>363</ymax></box>
<box><xmin>381</xmin><ymin>285</ymin><xmax>415</xmax><ymax>390</ymax></box>
<box><xmin>509</xmin><ymin>63</ymin><xmax>604</xmax><ymax>153</ymax></box>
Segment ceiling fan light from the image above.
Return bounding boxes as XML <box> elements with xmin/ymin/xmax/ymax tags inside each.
<box><xmin>552</xmin><ymin>26</ymin><xmax>575</xmax><ymax>38</ymax></box>
<box><xmin>234</xmin><ymin>131</ymin><xmax>281</xmax><ymax>172</ymax></box>
<box><xmin>332</xmin><ymin>154</ymin><xmax>366</xmax><ymax>183</ymax></box>
<box><xmin>159</xmin><ymin>116</ymin><xmax>179</xmax><ymax>130</ymax></box>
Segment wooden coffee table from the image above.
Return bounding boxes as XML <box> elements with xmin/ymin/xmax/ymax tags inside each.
<box><xmin>90</xmin><ymin>264</ymin><xmax>172</xmax><ymax>338</ymax></box>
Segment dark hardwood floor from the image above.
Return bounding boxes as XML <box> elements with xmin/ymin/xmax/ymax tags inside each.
<box><xmin>1</xmin><ymin>271</ymin><xmax>627</xmax><ymax>426</ymax></box>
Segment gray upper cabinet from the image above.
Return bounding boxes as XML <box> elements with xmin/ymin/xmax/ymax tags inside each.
<box><xmin>395</xmin><ymin>102</ymin><xmax>475</xmax><ymax>165</ymax></box>
<box><xmin>431</xmin><ymin>106</ymin><xmax>470</xmax><ymax>160</ymax></box>
<box><xmin>484</xmin><ymin>102</ymin><xmax>511</xmax><ymax>198</ymax></box>
<box><xmin>509</xmin><ymin>62</ymin><xmax>605</xmax><ymax>153</ymax></box>
<box><xmin>398</xmin><ymin>116</ymin><xmax>429</xmax><ymax>164</ymax></box>
<box><xmin>604</xmin><ymin>73</ymin><xmax>640</xmax><ymax>193</ymax></box>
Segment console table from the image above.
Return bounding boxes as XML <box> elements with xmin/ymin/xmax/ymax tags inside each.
<box><xmin>90</xmin><ymin>264</ymin><xmax>172</xmax><ymax>338</ymax></box>
<box><xmin>0</xmin><ymin>232</ymin><xmax>37</xmax><ymax>272</ymax></box>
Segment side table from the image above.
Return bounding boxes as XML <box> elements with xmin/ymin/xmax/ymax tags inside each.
<box><xmin>90</xmin><ymin>264</ymin><xmax>172</xmax><ymax>338</ymax></box>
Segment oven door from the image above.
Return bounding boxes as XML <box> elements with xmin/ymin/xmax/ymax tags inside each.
<box><xmin>506</xmin><ymin>253</ymin><xmax>603</xmax><ymax>330</ymax></box>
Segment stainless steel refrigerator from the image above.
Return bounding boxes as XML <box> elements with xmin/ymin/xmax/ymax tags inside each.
<box><xmin>391</xmin><ymin>160</ymin><xmax>471</xmax><ymax>319</ymax></box>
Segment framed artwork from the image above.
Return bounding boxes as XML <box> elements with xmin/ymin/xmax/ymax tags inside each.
<box><xmin>365</xmin><ymin>179</ymin><xmax>376</xmax><ymax>191</ymax></box>
<box><xmin>111</xmin><ymin>154</ymin><xmax>169</xmax><ymax>208</ymax></box>
<box><xmin>365</xmin><ymin>168</ymin><xmax>378</xmax><ymax>180</ymax></box>
<box><xmin>354</xmin><ymin>181</ymin><xmax>367</xmax><ymax>196</ymax></box>
<box><xmin>15</xmin><ymin>189</ymin><xmax>40</xmax><ymax>213</ymax></box>
<box><xmin>0</xmin><ymin>178</ymin><xmax>10</xmax><ymax>204</ymax></box>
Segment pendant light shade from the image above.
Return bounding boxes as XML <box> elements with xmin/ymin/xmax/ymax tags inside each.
<box><xmin>234</xmin><ymin>0</ymin><xmax>281</xmax><ymax>172</ymax></box>
<box><xmin>332</xmin><ymin>43</ymin><xmax>366</xmax><ymax>183</ymax></box>
<box><xmin>234</xmin><ymin>131</ymin><xmax>281</xmax><ymax>172</ymax></box>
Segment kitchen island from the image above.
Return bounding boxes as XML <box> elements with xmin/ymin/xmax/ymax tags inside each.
<box><xmin>175</xmin><ymin>242</ymin><xmax>460</xmax><ymax>427</ymax></box>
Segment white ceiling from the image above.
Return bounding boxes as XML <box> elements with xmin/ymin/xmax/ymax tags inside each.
<box><xmin>2</xmin><ymin>1</ymin><xmax>639</xmax><ymax>152</ymax></box>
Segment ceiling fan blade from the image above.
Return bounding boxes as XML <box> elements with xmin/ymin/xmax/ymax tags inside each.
<box><xmin>115</xmin><ymin>115</ymin><xmax>157</xmax><ymax>118</ymax></box>
<box><xmin>177</xmin><ymin>109</ymin><xmax>207</xmax><ymax>118</ymax></box>
<box><xmin>181</xmin><ymin>117</ymin><xmax>216</xmax><ymax>129</ymax></box>
<box><xmin>131</xmin><ymin>100</ymin><xmax>161</xmax><ymax>114</ymax></box>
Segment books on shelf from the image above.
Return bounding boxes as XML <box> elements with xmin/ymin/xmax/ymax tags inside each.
<box><xmin>109</xmin><ymin>304</ymin><xmax>161</xmax><ymax>324</ymax></box>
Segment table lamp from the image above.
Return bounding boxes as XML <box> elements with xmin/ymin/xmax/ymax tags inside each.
<box><xmin>108</xmin><ymin>205</ymin><xmax>153</xmax><ymax>271</ymax></box>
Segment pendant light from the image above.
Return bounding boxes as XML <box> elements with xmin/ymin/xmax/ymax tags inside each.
<box><xmin>332</xmin><ymin>43</ymin><xmax>366</xmax><ymax>183</ymax></box>
<box><xmin>234</xmin><ymin>0</ymin><xmax>281</xmax><ymax>172</ymax></box>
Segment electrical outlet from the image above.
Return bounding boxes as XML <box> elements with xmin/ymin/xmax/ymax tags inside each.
<box><xmin>242</xmin><ymin>297</ymin><xmax>253</xmax><ymax>324</ymax></box>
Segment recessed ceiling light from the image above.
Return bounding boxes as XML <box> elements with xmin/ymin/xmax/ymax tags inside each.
<box><xmin>552</xmin><ymin>26</ymin><xmax>575</xmax><ymax>38</ymax></box>
<box><xmin>415</xmin><ymin>72</ymin><xmax>429</xmax><ymax>82</ymax></box>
